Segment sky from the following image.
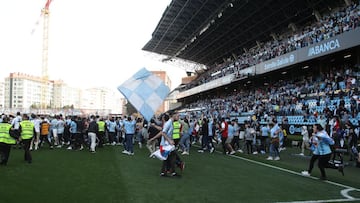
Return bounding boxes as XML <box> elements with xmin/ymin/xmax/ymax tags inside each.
<box><xmin>0</xmin><ymin>0</ymin><xmax>187</xmax><ymax>92</ymax></box>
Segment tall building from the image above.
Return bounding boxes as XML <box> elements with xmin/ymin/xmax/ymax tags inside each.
<box><xmin>119</xmin><ymin>97</ymin><xmax>127</xmax><ymax>115</ymax></box>
<box><xmin>80</xmin><ymin>87</ymin><xmax>122</xmax><ymax>115</ymax></box>
<box><xmin>3</xmin><ymin>73</ymin><xmax>82</xmax><ymax>112</ymax></box>
<box><xmin>2</xmin><ymin>72</ymin><xmax>124</xmax><ymax>115</ymax></box>
<box><xmin>53</xmin><ymin>80</ymin><xmax>81</xmax><ymax>109</ymax></box>
<box><xmin>0</xmin><ymin>82</ymin><xmax>4</xmax><ymax>110</ymax></box>
<box><xmin>151</xmin><ymin>71</ymin><xmax>171</xmax><ymax>113</ymax></box>
<box><xmin>4</xmin><ymin>73</ymin><xmax>53</xmax><ymax>110</ymax></box>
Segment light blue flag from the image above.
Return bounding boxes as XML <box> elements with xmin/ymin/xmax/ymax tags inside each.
<box><xmin>117</xmin><ymin>68</ymin><xmax>170</xmax><ymax>121</ymax></box>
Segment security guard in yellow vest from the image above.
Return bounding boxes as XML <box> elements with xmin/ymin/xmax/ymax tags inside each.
<box><xmin>0</xmin><ymin>116</ymin><xmax>16</xmax><ymax>166</ymax></box>
<box><xmin>19</xmin><ymin>114</ymin><xmax>35</xmax><ymax>164</ymax></box>
<box><xmin>172</xmin><ymin>112</ymin><xmax>185</xmax><ymax>172</ymax></box>
<box><xmin>97</xmin><ymin>118</ymin><xmax>106</xmax><ymax>147</ymax></box>
<box><xmin>172</xmin><ymin>119</ymin><xmax>181</xmax><ymax>146</ymax></box>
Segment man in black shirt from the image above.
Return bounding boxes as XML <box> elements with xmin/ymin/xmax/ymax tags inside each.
<box><xmin>87</xmin><ymin>115</ymin><xmax>99</xmax><ymax>153</ymax></box>
<box><xmin>147</xmin><ymin>119</ymin><xmax>160</xmax><ymax>155</ymax></box>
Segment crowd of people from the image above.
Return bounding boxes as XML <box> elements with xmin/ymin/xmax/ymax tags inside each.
<box><xmin>0</xmin><ymin>113</ymin><xmax>137</xmax><ymax>164</ymax></box>
<box><xmin>181</xmin><ymin>2</ymin><xmax>360</xmax><ymax>91</ymax></box>
<box><xmin>184</xmin><ymin>63</ymin><xmax>360</xmax><ymax>125</ymax></box>
<box><xmin>174</xmin><ymin>60</ymin><xmax>360</xmax><ymax>177</ymax></box>
<box><xmin>4</xmin><ymin>64</ymin><xmax>352</xmax><ymax>174</ymax></box>
<box><xmin>0</xmin><ymin>111</ymin><xmax>188</xmax><ymax>177</ymax></box>
<box><xmin>1</xmin><ymin>3</ymin><xmax>360</xmax><ymax>180</ymax></box>
<box><xmin>1</xmin><ymin>91</ymin><xmax>359</xmax><ymax>179</ymax></box>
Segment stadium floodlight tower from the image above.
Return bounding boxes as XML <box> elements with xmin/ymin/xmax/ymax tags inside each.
<box><xmin>163</xmin><ymin>56</ymin><xmax>207</xmax><ymax>75</ymax></box>
<box><xmin>143</xmin><ymin>51</ymin><xmax>207</xmax><ymax>75</ymax></box>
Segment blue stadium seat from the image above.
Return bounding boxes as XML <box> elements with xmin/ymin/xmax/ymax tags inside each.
<box><xmin>338</xmin><ymin>81</ymin><xmax>346</xmax><ymax>90</ymax></box>
<box><xmin>349</xmin><ymin>118</ymin><xmax>359</xmax><ymax>126</ymax></box>
<box><xmin>328</xmin><ymin>105</ymin><xmax>336</xmax><ymax>111</ymax></box>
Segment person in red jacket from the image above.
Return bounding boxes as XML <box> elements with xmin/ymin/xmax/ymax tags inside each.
<box><xmin>220</xmin><ymin>117</ymin><xmax>228</xmax><ymax>154</ymax></box>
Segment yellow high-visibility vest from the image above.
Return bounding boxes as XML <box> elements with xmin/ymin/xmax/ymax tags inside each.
<box><xmin>0</xmin><ymin>123</ymin><xmax>16</xmax><ymax>144</ymax></box>
<box><xmin>172</xmin><ymin>121</ymin><xmax>181</xmax><ymax>139</ymax></box>
<box><xmin>20</xmin><ymin>120</ymin><xmax>34</xmax><ymax>140</ymax></box>
<box><xmin>97</xmin><ymin>121</ymin><xmax>105</xmax><ymax>132</ymax></box>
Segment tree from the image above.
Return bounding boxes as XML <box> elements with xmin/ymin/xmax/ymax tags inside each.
<box><xmin>62</xmin><ymin>105</ymin><xmax>74</xmax><ymax>110</ymax></box>
<box><xmin>30</xmin><ymin>103</ymin><xmax>39</xmax><ymax>109</ymax></box>
<box><xmin>125</xmin><ymin>102</ymin><xmax>137</xmax><ymax>115</ymax></box>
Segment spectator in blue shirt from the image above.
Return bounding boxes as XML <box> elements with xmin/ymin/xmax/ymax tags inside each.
<box><xmin>67</xmin><ymin>116</ymin><xmax>77</xmax><ymax>150</ymax></box>
<box><xmin>313</xmin><ymin>124</ymin><xmax>344</xmax><ymax>180</ymax></box>
<box><xmin>122</xmin><ymin>116</ymin><xmax>136</xmax><ymax>155</ymax></box>
<box><xmin>260</xmin><ymin>124</ymin><xmax>270</xmax><ymax>154</ymax></box>
<box><xmin>266</xmin><ymin>121</ymin><xmax>281</xmax><ymax>161</ymax></box>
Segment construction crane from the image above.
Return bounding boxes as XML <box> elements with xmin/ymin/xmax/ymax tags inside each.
<box><xmin>40</xmin><ymin>0</ymin><xmax>52</xmax><ymax>109</ymax></box>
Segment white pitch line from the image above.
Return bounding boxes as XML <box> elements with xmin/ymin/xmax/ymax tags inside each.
<box><xmin>206</xmin><ymin>148</ymin><xmax>360</xmax><ymax>202</ymax></box>
<box><xmin>277</xmin><ymin>197</ymin><xmax>360</xmax><ymax>203</ymax></box>
<box><xmin>195</xmin><ymin>145</ymin><xmax>360</xmax><ymax>202</ymax></box>
<box><xmin>276</xmin><ymin>188</ymin><xmax>360</xmax><ymax>203</ymax></box>
<box><xmin>226</xmin><ymin>153</ymin><xmax>360</xmax><ymax>202</ymax></box>
<box><xmin>341</xmin><ymin>188</ymin><xmax>357</xmax><ymax>199</ymax></box>
<box><xmin>224</xmin><ymin>153</ymin><xmax>360</xmax><ymax>191</ymax></box>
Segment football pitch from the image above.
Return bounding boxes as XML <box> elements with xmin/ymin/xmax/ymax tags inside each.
<box><xmin>1</xmin><ymin>145</ymin><xmax>359</xmax><ymax>203</ymax></box>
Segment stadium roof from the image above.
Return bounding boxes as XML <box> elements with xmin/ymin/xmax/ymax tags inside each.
<box><xmin>143</xmin><ymin>0</ymin><xmax>344</xmax><ymax>67</ymax></box>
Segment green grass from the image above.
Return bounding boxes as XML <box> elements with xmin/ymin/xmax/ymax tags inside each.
<box><xmin>1</xmin><ymin>144</ymin><xmax>359</xmax><ymax>203</ymax></box>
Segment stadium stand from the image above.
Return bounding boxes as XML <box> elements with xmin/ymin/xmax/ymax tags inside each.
<box><xmin>179</xmin><ymin>3</ymin><xmax>360</xmax><ymax>90</ymax></box>
<box><xmin>143</xmin><ymin>0</ymin><xmax>360</xmax><ymax>139</ymax></box>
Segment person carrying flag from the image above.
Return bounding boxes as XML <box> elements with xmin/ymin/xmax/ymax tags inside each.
<box><xmin>149</xmin><ymin>112</ymin><xmax>184</xmax><ymax>177</ymax></box>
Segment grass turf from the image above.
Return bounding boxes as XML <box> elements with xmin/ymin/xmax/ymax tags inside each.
<box><xmin>0</xmin><ymin>144</ymin><xmax>359</xmax><ymax>203</ymax></box>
